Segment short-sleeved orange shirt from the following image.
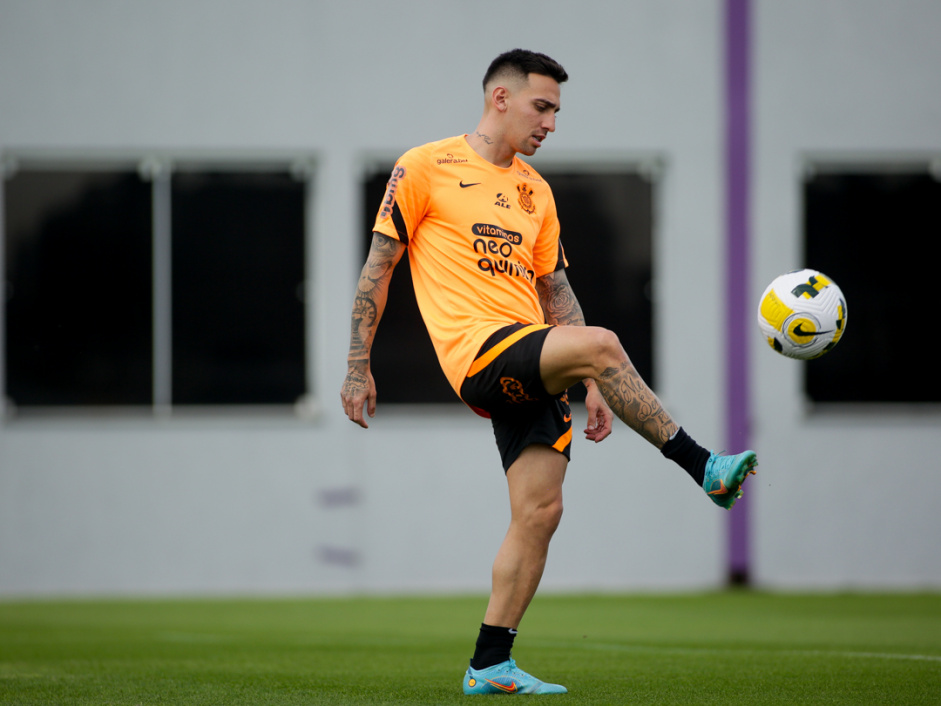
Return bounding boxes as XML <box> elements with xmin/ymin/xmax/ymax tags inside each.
<box><xmin>373</xmin><ymin>135</ymin><xmax>567</xmax><ymax>395</ymax></box>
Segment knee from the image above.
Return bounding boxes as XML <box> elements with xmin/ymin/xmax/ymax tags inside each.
<box><xmin>587</xmin><ymin>327</ymin><xmax>628</xmax><ymax>372</ymax></box>
<box><xmin>525</xmin><ymin>496</ymin><xmax>564</xmax><ymax>539</ymax></box>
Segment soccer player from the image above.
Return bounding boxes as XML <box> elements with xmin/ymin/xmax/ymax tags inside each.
<box><xmin>341</xmin><ymin>49</ymin><xmax>757</xmax><ymax>696</ymax></box>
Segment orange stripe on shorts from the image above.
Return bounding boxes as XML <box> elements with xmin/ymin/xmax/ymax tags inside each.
<box><xmin>552</xmin><ymin>427</ymin><xmax>573</xmax><ymax>453</ymax></box>
<box><xmin>465</xmin><ymin>324</ymin><xmax>551</xmax><ymax>379</ymax></box>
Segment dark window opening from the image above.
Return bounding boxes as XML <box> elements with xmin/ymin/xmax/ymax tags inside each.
<box><xmin>4</xmin><ymin>163</ymin><xmax>308</xmax><ymax>410</ymax></box>
<box><xmin>803</xmin><ymin>167</ymin><xmax>941</xmax><ymax>403</ymax></box>
<box><xmin>171</xmin><ymin>172</ymin><xmax>306</xmax><ymax>405</ymax></box>
<box><xmin>4</xmin><ymin>170</ymin><xmax>153</xmax><ymax>406</ymax></box>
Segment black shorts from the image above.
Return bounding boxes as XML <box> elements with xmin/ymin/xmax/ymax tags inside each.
<box><xmin>460</xmin><ymin>323</ymin><xmax>572</xmax><ymax>472</ymax></box>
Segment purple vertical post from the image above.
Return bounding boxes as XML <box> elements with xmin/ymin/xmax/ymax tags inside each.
<box><xmin>725</xmin><ymin>0</ymin><xmax>752</xmax><ymax>585</ymax></box>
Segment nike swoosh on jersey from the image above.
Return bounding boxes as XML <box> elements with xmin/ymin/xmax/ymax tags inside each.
<box><xmin>460</xmin><ymin>181</ymin><xmax>481</xmax><ymax>188</ymax></box>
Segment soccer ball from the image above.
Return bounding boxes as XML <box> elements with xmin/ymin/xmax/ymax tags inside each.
<box><xmin>757</xmin><ymin>269</ymin><xmax>847</xmax><ymax>359</ymax></box>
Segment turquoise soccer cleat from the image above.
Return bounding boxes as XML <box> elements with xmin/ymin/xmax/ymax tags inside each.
<box><xmin>703</xmin><ymin>450</ymin><xmax>758</xmax><ymax>510</ymax></box>
<box><xmin>463</xmin><ymin>659</ymin><xmax>567</xmax><ymax>695</ymax></box>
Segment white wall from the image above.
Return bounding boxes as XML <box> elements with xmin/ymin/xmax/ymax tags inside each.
<box><xmin>0</xmin><ymin>0</ymin><xmax>938</xmax><ymax>596</ymax></box>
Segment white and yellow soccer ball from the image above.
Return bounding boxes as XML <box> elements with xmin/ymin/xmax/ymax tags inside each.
<box><xmin>757</xmin><ymin>268</ymin><xmax>847</xmax><ymax>360</ymax></box>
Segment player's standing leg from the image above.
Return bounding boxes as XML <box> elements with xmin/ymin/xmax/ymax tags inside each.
<box><xmin>484</xmin><ymin>444</ymin><xmax>566</xmax><ymax>629</ymax></box>
<box><xmin>463</xmin><ymin>444</ymin><xmax>568</xmax><ymax>695</ymax></box>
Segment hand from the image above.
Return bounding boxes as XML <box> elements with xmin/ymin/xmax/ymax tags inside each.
<box><xmin>341</xmin><ymin>361</ymin><xmax>376</xmax><ymax>428</ymax></box>
<box><xmin>583</xmin><ymin>384</ymin><xmax>613</xmax><ymax>443</ymax></box>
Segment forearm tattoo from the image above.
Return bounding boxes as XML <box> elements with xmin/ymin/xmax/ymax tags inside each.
<box><xmin>348</xmin><ymin>233</ymin><xmax>401</xmax><ymax>361</ymax></box>
<box><xmin>536</xmin><ymin>271</ymin><xmax>586</xmax><ymax>327</ymax></box>
<box><xmin>598</xmin><ymin>362</ymin><xmax>677</xmax><ymax>448</ymax></box>
<box><xmin>348</xmin><ymin>296</ymin><xmax>378</xmax><ymax>357</ymax></box>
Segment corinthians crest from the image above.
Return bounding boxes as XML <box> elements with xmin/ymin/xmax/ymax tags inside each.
<box><xmin>517</xmin><ymin>183</ymin><xmax>536</xmax><ymax>215</ymax></box>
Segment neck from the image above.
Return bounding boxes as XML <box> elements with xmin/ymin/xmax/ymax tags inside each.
<box><xmin>465</xmin><ymin>126</ymin><xmax>515</xmax><ymax>168</ymax></box>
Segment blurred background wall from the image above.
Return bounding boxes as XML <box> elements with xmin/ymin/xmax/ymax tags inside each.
<box><xmin>1</xmin><ymin>0</ymin><xmax>939</xmax><ymax>596</ymax></box>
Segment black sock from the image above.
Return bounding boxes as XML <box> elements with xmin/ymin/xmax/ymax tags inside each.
<box><xmin>660</xmin><ymin>426</ymin><xmax>710</xmax><ymax>486</ymax></box>
<box><xmin>470</xmin><ymin>623</ymin><xmax>517</xmax><ymax>670</ymax></box>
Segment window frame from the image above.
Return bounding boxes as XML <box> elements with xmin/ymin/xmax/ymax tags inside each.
<box><xmin>1</xmin><ymin>151</ymin><xmax>317</xmax><ymax>421</ymax></box>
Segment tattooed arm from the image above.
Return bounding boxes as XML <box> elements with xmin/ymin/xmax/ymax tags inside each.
<box><xmin>341</xmin><ymin>232</ymin><xmax>407</xmax><ymax>428</ymax></box>
<box><xmin>536</xmin><ymin>269</ymin><xmax>614</xmax><ymax>442</ymax></box>
<box><xmin>535</xmin><ymin>268</ymin><xmax>586</xmax><ymax>328</ymax></box>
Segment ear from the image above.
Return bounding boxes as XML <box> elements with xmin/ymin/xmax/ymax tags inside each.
<box><xmin>491</xmin><ymin>85</ymin><xmax>510</xmax><ymax>112</ymax></box>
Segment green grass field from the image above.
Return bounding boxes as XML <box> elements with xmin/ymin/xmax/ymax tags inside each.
<box><xmin>2</xmin><ymin>592</ymin><xmax>939</xmax><ymax>705</ymax></box>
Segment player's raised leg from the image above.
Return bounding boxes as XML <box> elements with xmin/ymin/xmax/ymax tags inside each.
<box><xmin>539</xmin><ymin>325</ymin><xmax>757</xmax><ymax>508</ymax></box>
<box><xmin>539</xmin><ymin>325</ymin><xmax>677</xmax><ymax>447</ymax></box>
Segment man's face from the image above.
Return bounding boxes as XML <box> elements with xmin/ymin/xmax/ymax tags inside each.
<box><xmin>503</xmin><ymin>73</ymin><xmax>561</xmax><ymax>157</ymax></box>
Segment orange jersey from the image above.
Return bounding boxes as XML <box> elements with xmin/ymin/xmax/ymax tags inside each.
<box><xmin>373</xmin><ymin>135</ymin><xmax>567</xmax><ymax>395</ymax></box>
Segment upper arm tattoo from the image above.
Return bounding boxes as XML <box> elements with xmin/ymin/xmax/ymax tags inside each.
<box><xmin>359</xmin><ymin>233</ymin><xmax>403</xmax><ymax>295</ymax></box>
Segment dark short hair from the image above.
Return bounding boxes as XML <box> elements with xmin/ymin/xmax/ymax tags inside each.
<box><xmin>482</xmin><ymin>49</ymin><xmax>568</xmax><ymax>91</ymax></box>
